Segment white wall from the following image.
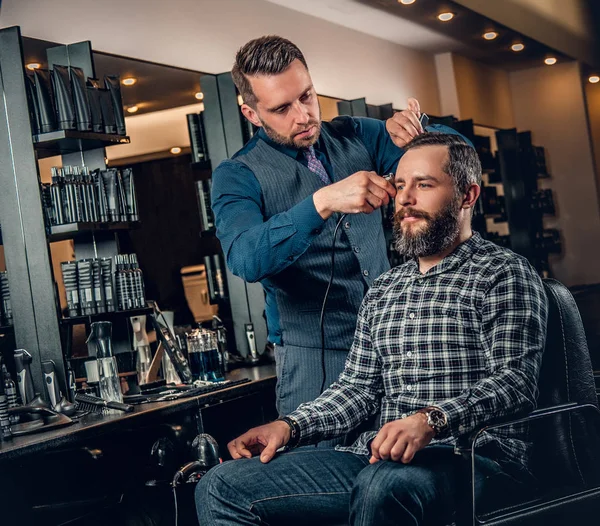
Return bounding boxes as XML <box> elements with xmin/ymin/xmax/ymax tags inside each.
<box><xmin>0</xmin><ymin>0</ymin><xmax>441</xmax><ymax>114</ymax></box>
<box><xmin>510</xmin><ymin>62</ymin><xmax>600</xmax><ymax>286</ymax></box>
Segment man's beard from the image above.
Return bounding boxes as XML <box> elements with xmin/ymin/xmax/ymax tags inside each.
<box><xmin>393</xmin><ymin>197</ymin><xmax>462</xmax><ymax>259</ymax></box>
<box><xmin>259</xmin><ymin>104</ymin><xmax>322</xmax><ymax>149</ymax></box>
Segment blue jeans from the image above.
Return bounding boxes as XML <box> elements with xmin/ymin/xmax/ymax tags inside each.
<box><xmin>195</xmin><ymin>445</ymin><xmax>527</xmax><ymax>525</ymax></box>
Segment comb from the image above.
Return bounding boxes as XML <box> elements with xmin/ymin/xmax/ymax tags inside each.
<box><xmin>75</xmin><ymin>393</ymin><xmax>134</xmax><ymax>413</ymax></box>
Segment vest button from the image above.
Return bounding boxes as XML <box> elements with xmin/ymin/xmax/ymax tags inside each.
<box><xmin>363</xmin><ymin>269</ymin><xmax>369</xmax><ymax>277</ymax></box>
<box><xmin>287</xmin><ymin>256</ymin><xmax>294</xmax><ymax>261</ymax></box>
<box><xmin>353</xmin><ymin>246</ymin><xmax>360</xmax><ymax>254</ymax></box>
<box><xmin>344</xmin><ymin>222</ymin><xmax>351</xmax><ymax>229</ymax></box>
<box><xmin>312</xmin><ymin>228</ymin><xmax>321</xmax><ymax>235</ymax></box>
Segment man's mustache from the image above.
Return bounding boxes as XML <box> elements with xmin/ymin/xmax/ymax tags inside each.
<box><xmin>394</xmin><ymin>208</ymin><xmax>432</xmax><ymax>221</ymax></box>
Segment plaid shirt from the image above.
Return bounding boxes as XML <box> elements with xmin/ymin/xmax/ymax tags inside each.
<box><xmin>288</xmin><ymin>233</ymin><xmax>548</xmax><ymax>466</ymax></box>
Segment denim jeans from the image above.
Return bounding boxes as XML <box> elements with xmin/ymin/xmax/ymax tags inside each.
<box><xmin>195</xmin><ymin>444</ymin><xmax>527</xmax><ymax>526</ymax></box>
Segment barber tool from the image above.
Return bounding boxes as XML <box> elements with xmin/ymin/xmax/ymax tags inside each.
<box><xmin>131</xmin><ymin>315</ymin><xmax>152</xmax><ymax>385</ymax></box>
<box><xmin>172</xmin><ymin>433</ymin><xmax>220</xmax><ymax>487</ymax></box>
<box><xmin>42</xmin><ymin>360</ymin><xmax>61</xmax><ymax>409</ymax></box>
<box><xmin>14</xmin><ymin>349</ymin><xmax>35</xmax><ymax>405</ymax></box>
<box><xmin>87</xmin><ymin>321</ymin><xmax>124</xmax><ymax>405</ymax></box>
<box><xmin>74</xmin><ymin>392</ymin><xmax>134</xmax><ymax>413</ymax></box>
<box><xmin>212</xmin><ymin>316</ymin><xmax>229</xmax><ymax>372</ymax></box>
<box><xmin>244</xmin><ymin>323</ymin><xmax>259</xmax><ymax>363</ymax></box>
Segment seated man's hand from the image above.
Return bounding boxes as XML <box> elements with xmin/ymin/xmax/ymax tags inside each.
<box><xmin>369</xmin><ymin>413</ymin><xmax>435</xmax><ymax>464</ymax></box>
<box><xmin>227</xmin><ymin>420</ymin><xmax>291</xmax><ymax>464</ymax></box>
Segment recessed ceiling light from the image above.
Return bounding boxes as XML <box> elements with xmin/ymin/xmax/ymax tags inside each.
<box><xmin>122</xmin><ymin>77</ymin><xmax>137</xmax><ymax>86</ymax></box>
<box><xmin>544</xmin><ymin>57</ymin><xmax>557</xmax><ymax>66</ymax></box>
<box><xmin>170</xmin><ymin>147</ymin><xmax>182</xmax><ymax>155</ymax></box>
<box><xmin>437</xmin><ymin>12</ymin><xmax>454</xmax><ymax>22</ymax></box>
<box><xmin>398</xmin><ymin>0</ymin><xmax>416</xmax><ymax>4</ymax></box>
<box><xmin>126</xmin><ymin>105</ymin><xmax>139</xmax><ymax>114</ymax></box>
<box><xmin>195</xmin><ymin>91</ymin><xmax>204</xmax><ymax>100</ymax></box>
<box><xmin>483</xmin><ymin>31</ymin><xmax>498</xmax><ymax>40</ymax></box>
<box><xmin>511</xmin><ymin>43</ymin><xmax>525</xmax><ymax>52</ymax></box>
<box><xmin>26</xmin><ymin>62</ymin><xmax>41</xmax><ymax>70</ymax></box>
<box><xmin>589</xmin><ymin>75</ymin><xmax>600</xmax><ymax>84</ymax></box>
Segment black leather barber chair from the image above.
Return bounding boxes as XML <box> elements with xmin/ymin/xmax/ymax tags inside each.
<box><xmin>455</xmin><ymin>278</ymin><xmax>600</xmax><ymax>525</ymax></box>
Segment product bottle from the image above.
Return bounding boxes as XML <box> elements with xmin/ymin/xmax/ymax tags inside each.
<box><xmin>87</xmin><ymin>321</ymin><xmax>123</xmax><ymax>406</ymax></box>
<box><xmin>131</xmin><ymin>315</ymin><xmax>152</xmax><ymax>385</ymax></box>
<box><xmin>2</xmin><ymin>364</ymin><xmax>20</xmax><ymax>424</ymax></box>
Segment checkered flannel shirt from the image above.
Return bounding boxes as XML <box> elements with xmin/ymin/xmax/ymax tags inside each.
<box><xmin>288</xmin><ymin>233</ymin><xmax>548</xmax><ymax>466</ymax></box>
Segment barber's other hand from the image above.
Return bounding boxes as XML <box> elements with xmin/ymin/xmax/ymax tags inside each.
<box><xmin>227</xmin><ymin>420</ymin><xmax>291</xmax><ymax>464</ymax></box>
<box><xmin>369</xmin><ymin>413</ymin><xmax>434</xmax><ymax>464</ymax></box>
<box><xmin>386</xmin><ymin>97</ymin><xmax>424</xmax><ymax>149</ymax></box>
<box><xmin>313</xmin><ymin>171</ymin><xmax>396</xmax><ymax>220</ymax></box>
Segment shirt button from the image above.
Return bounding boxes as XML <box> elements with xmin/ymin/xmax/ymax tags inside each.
<box><xmin>362</xmin><ymin>269</ymin><xmax>369</xmax><ymax>277</ymax></box>
<box><xmin>418</xmin><ymin>278</ymin><xmax>424</xmax><ymax>284</ymax></box>
<box><xmin>344</xmin><ymin>221</ymin><xmax>351</xmax><ymax>229</ymax></box>
<box><xmin>287</xmin><ymin>256</ymin><xmax>294</xmax><ymax>261</ymax></box>
<box><xmin>406</xmin><ymin>351</ymin><xmax>413</xmax><ymax>357</ymax></box>
<box><xmin>409</xmin><ymin>313</ymin><xmax>415</xmax><ymax>319</ymax></box>
<box><xmin>401</xmin><ymin>413</ymin><xmax>407</xmax><ymax>419</ymax></box>
<box><xmin>353</xmin><ymin>246</ymin><xmax>361</xmax><ymax>254</ymax></box>
<box><xmin>406</xmin><ymin>384</ymin><xmax>413</xmax><ymax>391</ymax></box>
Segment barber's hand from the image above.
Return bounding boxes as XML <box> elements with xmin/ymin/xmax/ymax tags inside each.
<box><xmin>227</xmin><ymin>420</ymin><xmax>291</xmax><ymax>464</ymax></box>
<box><xmin>386</xmin><ymin>97</ymin><xmax>424</xmax><ymax>148</ymax></box>
<box><xmin>313</xmin><ymin>171</ymin><xmax>396</xmax><ymax>220</ymax></box>
<box><xmin>369</xmin><ymin>413</ymin><xmax>434</xmax><ymax>464</ymax></box>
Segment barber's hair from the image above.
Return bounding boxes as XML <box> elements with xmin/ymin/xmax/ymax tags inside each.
<box><xmin>232</xmin><ymin>36</ymin><xmax>308</xmax><ymax>108</ymax></box>
<box><xmin>403</xmin><ymin>133</ymin><xmax>482</xmax><ymax>193</ymax></box>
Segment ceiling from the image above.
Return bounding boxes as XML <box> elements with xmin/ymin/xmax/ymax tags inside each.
<box><xmin>267</xmin><ymin>0</ymin><xmax>574</xmax><ymax>70</ymax></box>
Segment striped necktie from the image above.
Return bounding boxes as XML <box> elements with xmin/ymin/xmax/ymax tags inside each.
<box><xmin>303</xmin><ymin>146</ymin><xmax>330</xmax><ymax>185</ymax></box>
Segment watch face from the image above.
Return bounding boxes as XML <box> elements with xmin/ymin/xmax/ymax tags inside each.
<box><xmin>429</xmin><ymin>409</ymin><xmax>447</xmax><ymax>429</ymax></box>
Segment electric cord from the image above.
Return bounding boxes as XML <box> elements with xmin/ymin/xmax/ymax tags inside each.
<box><xmin>172</xmin><ymin>485</ymin><xmax>179</xmax><ymax>526</ymax></box>
<box><xmin>319</xmin><ymin>213</ymin><xmax>347</xmax><ymax>395</ymax></box>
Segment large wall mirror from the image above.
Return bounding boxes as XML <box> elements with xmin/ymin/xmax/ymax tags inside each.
<box><xmin>18</xmin><ymin>36</ymin><xmax>345</xmax><ymax>356</ymax></box>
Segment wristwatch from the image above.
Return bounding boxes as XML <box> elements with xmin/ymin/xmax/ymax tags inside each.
<box><xmin>416</xmin><ymin>407</ymin><xmax>449</xmax><ymax>437</ymax></box>
<box><xmin>278</xmin><ymin>416</ymin><xmax>301</xmax><ymax>448</ymax></box>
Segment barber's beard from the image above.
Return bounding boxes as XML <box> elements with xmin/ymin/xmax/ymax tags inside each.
<box><xmin>393</xmin><ymin>198</ymin><xmax>462</xmax><ymax>259</ymax></box>
<box><xmin>261</xmin><ymin>119</ymin><xmax>322</xmax><ymax>149</ymax></box>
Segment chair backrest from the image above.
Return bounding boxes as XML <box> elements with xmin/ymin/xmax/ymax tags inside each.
<box><xmin>531</xmin><ymin>279</ymin><xmax>600</xmax><ymax>489</ymax></box>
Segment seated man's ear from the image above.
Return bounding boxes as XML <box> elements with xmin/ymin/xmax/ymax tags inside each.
<box><xmin>461</xmin><ymin>184</ymin><xmax>481</xmax><ymax>210</ymax></box>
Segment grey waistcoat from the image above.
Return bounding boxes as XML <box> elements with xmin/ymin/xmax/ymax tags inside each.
<box><xmin>237</xmin><ymin>118</ymin><xmax>390</xmax><ymax>351</ymax></box>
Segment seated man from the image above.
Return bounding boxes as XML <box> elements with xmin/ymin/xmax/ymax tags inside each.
<box><xmin>195</xmin><ymin>133</ymin><xmax>548</xmax><ymax>526</ymax></box>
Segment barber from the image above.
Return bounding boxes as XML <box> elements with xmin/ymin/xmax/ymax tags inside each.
<box><xmin>212</xmin><ymin>35</ymin><xmax>429</xmax><ymax>421</ymax></box>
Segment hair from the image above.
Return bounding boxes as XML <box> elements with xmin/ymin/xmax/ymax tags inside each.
<box><xmin>231</xmin><ymin>36</ymin><xmax>308</xmax><ymax>108</ymax></box>
<box><xmin>403</xmin><ymin>133</ymin><xmax>482</xmax><ymax>193</ymax></box>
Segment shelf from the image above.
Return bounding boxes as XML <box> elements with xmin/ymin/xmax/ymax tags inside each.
<box><xmin>60</xmin><ymin>305</ymin><xmax>153</xmax><ymax>326</ymax></box>
<box><xmin>33</xmin><ymin>130</ymin><xmax>130</xmax><ymax>159</ymax></box>
<box><xmin>49</xmin><ymin>221</ymin><xmax>140</xmax><ymax>242</ymax></box>
<box><xmin>0</xmin><ymin>324</ymin><xmax>14</xmax><ymax>335</ymax></box>
<box><xmin>190</xmin><ymin>160</ymin><xmax>211</xmax><ymax>171</ymax></box>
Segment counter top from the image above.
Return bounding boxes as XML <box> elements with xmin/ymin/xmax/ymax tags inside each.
<box><xmin>0</xmin><ymin>364</ymin><xmax>276</xmax><ymax>462</ymax></box>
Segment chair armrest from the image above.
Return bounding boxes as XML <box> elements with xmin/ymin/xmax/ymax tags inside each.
<box><xmin>455</xmin><ymin>402</ymin><xmax>598</xmax><ymax>457</ymax></box>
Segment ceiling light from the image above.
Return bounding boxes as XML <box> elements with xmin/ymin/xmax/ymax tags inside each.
<box><xmin>483</xmin><ymin>31</ymin><xmax>498</xmax><ymax>40</ymax></box>
<box><xmin>126</xmin><ymin>105</ymin><xmax>139</xmax><ymax>114</ymax></box>
<box><xmin>26</xmin><ymin>62</ymin><xmax>41</xmax><ymax>70</ymax></box>
<box><xmin>589</xmin><ymin>75</ymin><xmax>600</xmax><ymax>84</ymax></box>
<box><xmin>544</xmin><ymin>57</ymin><xmax>557</xmax><ymax>66</ymax></box>
<box><xmin>437</xmin><ymin>12</ymin><xmax>454</xmax><ymax>22</ymax></box>
<box><xmin>170</xmin><ymin>147</ymin><xmax>182</xmax><ymax>155</ymax></box>
<box><xmin>195</xmin><ymin>91</ymin><xmax>204</xmax><ymax>100</ymax></box>
<box><xmin>398</xmin><ymin>0</ymin><xmax>416</xmax><ymax>4</ymax></box>
<box><xmin>511</xmin><ymin>43</ymin><xmax>525</xmax><ymax>52</ymax></box>
<box><xmin>122</xmin><ymin>77</ymin><xmax>137</xmax><ymax>86</ymax></box>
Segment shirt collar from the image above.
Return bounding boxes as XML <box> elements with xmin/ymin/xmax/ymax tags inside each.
<box><xmin>405</xmin><ymin>232</ymin><xmax>484</xmax><ymax>278</ymax></box>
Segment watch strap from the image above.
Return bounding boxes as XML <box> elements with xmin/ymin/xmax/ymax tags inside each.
<box><xmin>278</xmin><ymin>416</ymin><xmax>301</xmax><ymax>448</ymax></box>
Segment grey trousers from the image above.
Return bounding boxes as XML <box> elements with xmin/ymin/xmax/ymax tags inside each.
<box><xmin>274</xmin><ymin>343</ymin><xmax>349</xmax><ymax>447</ymax></box>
